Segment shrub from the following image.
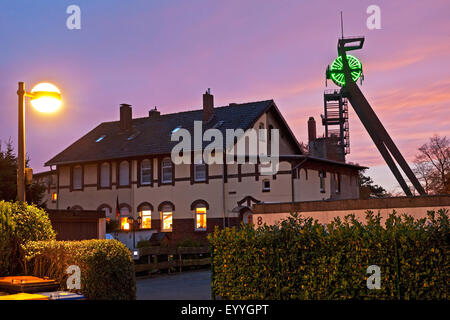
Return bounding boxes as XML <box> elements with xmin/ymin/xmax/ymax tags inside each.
<box><xmin>209</xmin><ymin>209</ymin><xmax>449</xmax><ymax>300</ymax></box>
<box><xmin>0</xmin><ymin>201</ymin><xmax>55</xmax><ymax>275</ymax></box>
<box><xmin>22</xmin><ymin>239</ymin><xmax>136</xmax><ymax>300</ymax></box>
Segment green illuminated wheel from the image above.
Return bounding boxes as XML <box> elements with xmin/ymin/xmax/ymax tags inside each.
<box><xmin>328</xmin><ymin>54</ymin><xmax>362</xmax><ymax>87</ymax></box>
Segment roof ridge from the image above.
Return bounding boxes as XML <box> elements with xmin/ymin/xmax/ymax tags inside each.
<box><xmin>100</xmin><ymin>99</ymin><xmax>274</xmax><ymax>124</ymax></box>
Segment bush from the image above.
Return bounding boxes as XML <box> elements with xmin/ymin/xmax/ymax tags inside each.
<box><xmin>209</xmin><ymin>209</ymin><xmax>449</xmax><ymax>300</ymax></box>
<box><xmin>22</xmin><ymin>239</ymin><xmax>136</xmax><ymax>300</ymax></box>
<box><xmin>0</xmin><ymin>201</ymin><xmax>55</xmax><ymax>275</ymax></box>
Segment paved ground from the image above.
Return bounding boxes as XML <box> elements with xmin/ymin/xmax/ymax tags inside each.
<box><xmin>136</xmin><ymin>269</ymin><xmax>212</xmax><ymax>300</ymax></box>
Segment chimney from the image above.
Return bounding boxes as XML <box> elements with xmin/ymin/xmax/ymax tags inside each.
<box><xmin>120</xmin><ymin>103</ymin><xmax>132</xmax><ymax>131</ymax></box>
<box><xmin>203</xmin><ymin>88</ymin><xmax>214</xmax><ymax>122</ymax></box>
<box><xmin>308</xmin><ymin>116</ymin><xmax>316</xmax><ymax>143</ymax></box>
<box><xmin>149</xmin><ymin>106</ymin><xmax>160</xmax><ymax>118</ymax></box>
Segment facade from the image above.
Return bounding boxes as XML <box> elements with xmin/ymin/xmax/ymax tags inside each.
<box><xmin>37</xmin><ymin>91</ymin><xmax>365</xmax><ymax>246</ymax></box>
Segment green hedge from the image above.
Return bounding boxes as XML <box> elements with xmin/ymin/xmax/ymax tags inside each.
<box><xmin>209</xmin><ymin>210</ymin><xmax>449</xmax><ymax>300</ymax></box>
<box><xmin>22</xmin><ymin>239</ymin><xmax>136</xmax><ymax>300</ymax></box>
<box><xmin>0</xmin><ymin>201</ymin><xmax>55</xmax><ymax>275</ymax></box>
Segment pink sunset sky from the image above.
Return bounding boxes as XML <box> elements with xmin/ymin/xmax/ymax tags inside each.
<box><xmin>0</xmin><ymin>0</ymin><xmax>449</xmax><ymax>193</ymax></box>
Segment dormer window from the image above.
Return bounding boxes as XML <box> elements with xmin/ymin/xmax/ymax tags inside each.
<box><xmin>212</xmin><ymin>120</ymin><xmax>224</xmax><ymax>129</ymax></box>
<box><xmin>171</xmin><ymin>126</ymin><xmax>182</xmax><ymax>134</ymax></box>
<box><xmin>127</xmin><ymin>131</ymin><xmax>140</xmax><ymax>141</ymax></box>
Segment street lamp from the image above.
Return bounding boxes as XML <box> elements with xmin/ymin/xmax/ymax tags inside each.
<box><xmin>17</xmin><ymin>81</ymin><xmax>62</xmax><ymax>202</ymax></box>
<box><xmin>128</xmin><ymin>216</ymin><xmax>142</xmax><ymax>249</ymax></box>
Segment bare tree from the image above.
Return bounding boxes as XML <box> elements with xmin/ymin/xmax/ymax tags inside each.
<box><xmin>413</xmin><ymin>134</ymin><xmax>449</xmax><ymax>194</ymax></box>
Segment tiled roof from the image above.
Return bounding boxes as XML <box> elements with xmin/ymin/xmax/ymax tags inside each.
<box><xmin>45</xmin><ymin>100</ymin><xmax>280</xmax><ymax>166</ymax></box>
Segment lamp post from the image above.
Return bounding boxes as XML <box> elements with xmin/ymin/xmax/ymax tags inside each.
<box><xmin>128</xmin><ymin>216</ymin><xmax>142</xmax><ymax>249</ymax></box>
<box><xmin>16</xmin><ymin>82</ymin><xmax>62</xmax><ymax>202</ymax></box>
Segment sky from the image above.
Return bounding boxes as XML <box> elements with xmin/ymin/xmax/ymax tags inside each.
<box><xmin>0</xmin><ymin>0</ymin><xmax>449</xmax><ymax>194</ymax></box>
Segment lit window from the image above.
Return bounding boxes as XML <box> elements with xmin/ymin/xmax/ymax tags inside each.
<box><xmin>262</xmin><ymin>179</ymin><xmax>270</xmax><ymax>192</ymax></box>
<box><xmin>319</xmin><ymin>171</ymin><xmax>326</xmax><ymax>193</ymax></box>
<box><xmin>195</xmin><ymin>207</ymin><xmax>207</xmax><ymax>231</ymax></box>
<box><xmin>121</xmin><ymin>217</ymin><xmax>130</xmax><ymax>230</ymax></box>
<box><xmin>140</xmin><ymin>159</ymin><xmax>152</xmax><ymax>185</ymax></box>
<box><xmin>119</xmin><ymin>161</ymin><xmax>130</xmax><ymax>186</ymax></box>
<box><xmin>72</xmin><ymin>165</ymin><xmax>82</xmax><ymax>190</ymax></box>
<box><xmin>51</xmin><ymin>192</ymin><xmax>57</xmax><ymax>202</ymax></box>
<box><xmin>139</xmin><ymin>207</ymin><xmax>152</xmax><ymax>229</ymax></box>
<box><xmin>100</xmin><ymin>162</ymin><xmax>110</xmax><ymax>188</ymax></box>
<box><xmin>161</xmin><ymin>158</ymin><xmax>173</xmax><ymax>183</ymax></box>
<box><xmin>120</xmin><ymin>206</ymin><xmax>130</xmax><ymax>230</ymax></box>
<box><xmin>161</xmin><ymin>204</ymin><xmax>173</xmax><ymax>232</ymax></box>
<box><xmin>194</xmin><ymin>161</ymin><xmax>206</xmax><ymax>182</ymax></box>
<box><xmin>334</xmin><ymin>173</ymin><xmax>341</xmax><ymax>193</ymax></box>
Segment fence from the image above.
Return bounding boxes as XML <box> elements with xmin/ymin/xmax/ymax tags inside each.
<box><xmin>134</xmin><ymin>246</ymin><xmax>211</xmax><ymax>276</ymax></box>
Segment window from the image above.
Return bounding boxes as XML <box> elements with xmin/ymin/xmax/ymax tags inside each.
<box><xmin>98</xmin><ymin>204</ymin><xmax>112</xmax><ymax>222</ymax></box>
<box><xmin>161</xmin><ymin>158</ymin><xmax>173</xmax><ymax>183</ymax></box>
<box><xmin>120</xmin><ymin>206</ymin><xmax>130</xmax><ymax>230</ymax></box>
<box><xmin>119</xmin><ymin>161</ymin><xmax>130</xmax><ymax>186</ymax></box>
<box><xmin>195</xmin><ymin>207</ymin><xmax>207</xmax><ymax>231</ymax></box>
<box><xmin>51</xmin><ymin>192</ymin><xmax>57</xmax><ymax>202</ymax></box>
<box><xmin>262</xmin><ymin>179</ymin><xmax>270</xmax><ymax>192</ymax></box>
<box><xmin>334</xmin><ymin>173</ymin><xmax>341</xmax><ymax>193</ymax></box>
<box><xmin>258</xmin><ymin>122</ymin><xmax>265</xmax><ymax>141</ymax></box>
<box><xmin>160</xmin><ymin>204</ymin><xmax>173</xmax><ymax>232</ymax></box>
<box><xmin>138</xmin><ymin>203</ymin><xmax>152</xmax><ymax>229</ymax></box>
<box><xmin>72</xmin><ymin>165</ymin><xmax>82</xmax><ymax>190</ymax></box>
<box><xmin>100</xmin><ymin>162</ymin><xmax>110</xmax><ymax>188</ymax></box>
<box><xmin>194</xmin><ymin>161</ymin><xmax>206</xmax><ymax>182</ymax></box>
<box><xmin>140</xmin><ymin>159</ymin><xmax>152</xmax><ymax>185</ymax></box>
<box><xmin>319</xmin><ymin>171</ymin><xmax>326</xmax><ymax>193</ymax></box>
<box><xmin>268</xmin><ymin>125</ymin><xmax>274</xmax><ymax>141</ymax></box>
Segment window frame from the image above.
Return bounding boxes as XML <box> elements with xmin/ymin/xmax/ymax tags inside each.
<box><xmin>334</xmin><ymin>172</ymin><xmax>341</xmax><ymax>194</ymax></box>
<box><xmin>262</xmin><ymin>179</ymin><xmax>271</xmax><ymax>192</ymax></box>
<box><xmin>118</xmin><ymin>160</ymin><xmax>131</xmax><ymax>187</ymax></box>
<box><xmin>319</xmin><ymin>171</ymin><xmax>326</xmax><ymax>193</ymax></box>
<box><xmin>194</xmin><ymin>206</ymin><xmax>207</xmax><ymax>231</ymax></box>
<box><xmin>99</xmin><ymin>162</ymin><xmax>111</xmax><ymax>189</ymax></box>
<box><xmin>194</xmin><ymin>161</ymin><xmax>207</xmax><ymax>182</ymax></box>
<box><xmin>161</xmin><ymin>158</ymin><xmax>173</xmax><ymax>184</ymax></box>
<box><xmin>71</xmin><ymin>165</ymin><xmax>83</xmax><ymax>191</ymax></box>
<box><xmin>137</xmin><ymin>202</ymin><xmax>153</xmax><ymax>229</ymax></box>
<box><xmin>140</xmin><ymin>159</ymin><xmax>152</xmax><ymax>186</ymax></box>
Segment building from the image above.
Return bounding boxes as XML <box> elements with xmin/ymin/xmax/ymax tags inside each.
<box><xmin>37</xmin><ymin>91</ymin><xmax>365</xmax><ymax>246</ymax></box>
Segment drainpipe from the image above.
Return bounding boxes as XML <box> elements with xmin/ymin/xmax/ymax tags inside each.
<box><xmin>222</xmin><ymin>160</ymin><xmax>226</xmax><ymax>228</ymax></box>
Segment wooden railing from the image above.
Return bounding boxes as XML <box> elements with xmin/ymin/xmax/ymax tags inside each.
<box><xmin>134</xmin><ymin>246</ymin><xmax>210</xmax><ymax>275</ymax></box>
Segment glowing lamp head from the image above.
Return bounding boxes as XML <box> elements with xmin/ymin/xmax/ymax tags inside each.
<box><xmin>30</xmin><ymin>82</ymin><xmax>62</xmax><ymax>113</ymax></box>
